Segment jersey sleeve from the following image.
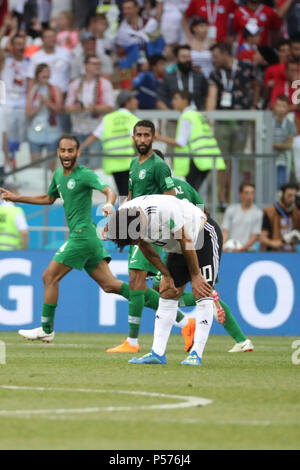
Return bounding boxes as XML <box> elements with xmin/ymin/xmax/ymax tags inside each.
<box><xmin>83</xmin><ymin>168</ymin><xmax>109</xmax><ymax>191</ymax></box>
<box><xmin>190</xmin><ymin>187</ymin><xmax>204</xmax><ymax>206</ymax></box>
<box><xmin>154</xmin><ymin>160</ymin><xmax>175</xmax><ymax>193</ymax></box>
<box><xmin>47</xmin><ymin>172</ymin><xmax>60</xmax><ymax>199</ymax></box>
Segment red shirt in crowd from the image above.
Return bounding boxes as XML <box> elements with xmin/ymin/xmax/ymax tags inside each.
<box><xmin>264</xmin><ymin>62</ymin><xmax>286</xmax><ymax>87</ymax></box>
<box><xmin>232</xmin><ymin>4</ymin><xmax>282</xmax><ymax>47</ymax></box>
<box><xmin>185</xmin><ymin>0</ymin><xmax>238</xmax><ymax>42</ymax></box>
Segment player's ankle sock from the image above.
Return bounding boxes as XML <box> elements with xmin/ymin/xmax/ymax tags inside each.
<box><xmin>128</xmin><ymin>289</ymin><xmax>145</xmax><ymax>338</ymax></box>
<box><xmin>41</xmin><ymin>303</ymin><xmax>57</xmax><ymax>334</ymax></box>
<box><xmin>220</xmin><ymin>299</ymin><xmax>246</xmax><ymax>343</ymax></box>
<box><xmin>175</xmin><ymin>309</ymin><xmax>188</xmax><ymax>328</ymax></box>
<box><xmin>120</xmin><ymin>282</ymin><xmax>130</xmax><ymax>299</ymax></box>
<box><xmin>152</xmin><ymin>298</ymin><xmax>178</xmax><ymax>356</ymax></box>
<box><xmin>127</xmin><ymin>337</ymin><xmax>138</xmax><ymax>347</ymax></box>
<box><xmin>192</xmin><ymin>298</ymin><xmax>213</xmax><ymax>358</ymax></box>
<box><xmin>179</xmin><ymin>292</ymin><xmax>196</xmax><ymax>308</ymax></box>
<box><xmin>144</xmin><ymin>287</ymin><xmax>159</xmax><ymax>310</ymax></box>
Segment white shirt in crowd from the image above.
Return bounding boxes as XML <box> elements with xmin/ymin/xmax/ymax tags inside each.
<box><xmin>27</xmin><ymin>46</ymin><xmax>72</xmax><ymax>94</ymax></box>
<box><xmin>65</xmin><ymin>77</ymin><xmax>114</xmax><ymax>135</ymax></box>
<box><xmin>0</xmin><ymin>106</ymin><xmax>7</xmax><ymax>167</ymax></box>
<box><xmin>222</xmin><ymin>203</ymin><xmax>263</xmax><ymax>251</ymax></box>
<box><xmin>120</xmin><ymin>194</ymin><xmax>206</xmax><ymax>254</ymax></box>
<box><xmin>1</xmin><ymin>55</ymin><xmax>29</xmax><ymax>108</ymax></box>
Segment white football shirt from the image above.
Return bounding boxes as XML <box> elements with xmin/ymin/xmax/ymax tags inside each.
<box><xmin>120</xmin><ymin>195</ymin><xmax>206</xmax><ymax>254</ymax></box>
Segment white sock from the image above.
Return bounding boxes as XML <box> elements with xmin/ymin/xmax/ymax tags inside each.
<box><xmin>152</xmin><ymin>298</ymin><xmax>178</xmax><ymax>356</ymax></box>
<box><xmin>175</xmin><ymin>310</ymin><xmax>188</xmax><ymax>328</ymax></box>
<box><xmin>127</xmin><ymin>337</ymin><xmax>138</xmax><ymax>347</ymax></box>
<box><xmin>192</xmin><ymin>297</ymin><xmax>214</xmax><ymax>358</ymax></box>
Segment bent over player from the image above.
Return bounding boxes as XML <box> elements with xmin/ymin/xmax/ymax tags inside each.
<box><xmin>106</xmin><ymin>194</ymin><xmax>222</xmax><ymax>366</ymax></box>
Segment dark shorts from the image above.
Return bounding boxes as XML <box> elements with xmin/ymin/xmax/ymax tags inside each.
<box><xmin>166</xmin><ymin>217</ymin><xmax>223</xmax><ymax>288</ymax></box>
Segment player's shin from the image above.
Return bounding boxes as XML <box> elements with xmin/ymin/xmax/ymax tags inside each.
<box><xmin>192</xmin><ymin>297</ymin><xmax>214</xmax><ymax>358</ymax></box>
<box><xmin>152</xmin><ymin>298</ymin><xmax>178</xmax><ymax>356</ymax></box>
<box><xmin>221</xmin><ymin>299</ymin><xmax>246</xmax><ymax>343</ymax></box>
<box><xmin>128</xmin><ymin>290</ymin><xmax>145</xmax><ymax>341</ymax></box>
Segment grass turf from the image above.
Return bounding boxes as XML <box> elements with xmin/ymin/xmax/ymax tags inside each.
<box><xmin>0</xmin><ymin>332</ymin><xmax>299</xmax><ymax>450</ymax></box>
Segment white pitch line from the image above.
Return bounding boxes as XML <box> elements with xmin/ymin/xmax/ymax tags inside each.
<box><xmin>0</xmin><ymin>385</ymin><xmax>212</xmax><ymax>416</ymax></box>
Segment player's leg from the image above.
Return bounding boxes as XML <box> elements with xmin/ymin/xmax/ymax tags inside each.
<box><xmin>19</xmin><ymin>260</ymin><xmax>72</xmax><ymax>342</ymax></box>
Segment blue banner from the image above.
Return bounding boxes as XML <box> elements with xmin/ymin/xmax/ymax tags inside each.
<box><xmin>0</xmin><ymin>251</ymin><xmax>299</xmax><ymax>335</ymax></box>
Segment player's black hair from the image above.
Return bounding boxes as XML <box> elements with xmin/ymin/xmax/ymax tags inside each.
<box><xmin>133</xmin><ymin>120</ymin><xmax>155</xmax><ymax>136</ymax></box>
<box><xmin>58</xmin><ymin>135</ymin><xmax>81</xmax><ymax>151</ymax></box>
<box><xmin>106</xmin><ymin>208</ymin><xmax>142</xmax><ymax>252</ymax></box>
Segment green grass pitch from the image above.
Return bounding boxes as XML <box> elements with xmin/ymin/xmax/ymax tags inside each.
<box><xmin>0</xmin><ymin>332</ymin><xmax>299</xmax><ymax>450</ymax></box>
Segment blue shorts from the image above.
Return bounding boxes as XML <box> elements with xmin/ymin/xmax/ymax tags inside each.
<box><xmin>29</xmin><ymin>141</ymin><xmax>58</xmax><ymax>154</ymax></box>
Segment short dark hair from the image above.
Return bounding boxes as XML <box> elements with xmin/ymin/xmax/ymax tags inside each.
<box><xmin>174</xmin><ymin>44</ymin><xmax>191</xmax><ymax>58</ymax></box>
<box><xmin>173</xmin><ymin>89</ymin><xmax>192</xmax><ymax>104</ymax></box>
<box><xmin>286</xmin><ymin>58</ymin><xmax>299</xmax><ymax>68</ymax></box>
<box><xmin>277</xmin><ymin>39</ymin><xmax>291</xmax><ymax>49</ymax></box>
<box><xmin>210</xmin><ymin>42</ymin><xmax>232</xmax><ymax>55</ymax></box>
<box><xmin>58</xmin><ymin>135</ymin><xmax>81</xmax><ymax>150</ymax></box>
<box><xmin>84</xmin><ymin>54</ymin><xmax>100</xmax><ymax>65</ymax></box>
<box><xmin>11</xmin><ymin>34</ymin><xmax>26</xmax><ymax>44</ymax></box>
<box><xmin>290</xmin><ymin>35</ymin><xmax>300</xmax><ymax>45</ymax></box>
<box><xmin>133</xmin><ymin>120</ymin><xmax>155</xmax><ymax>135</ymax></box>
<box><xmin>275</xmin><ymin>94</ymin><xmax>290</xmax><ymax>105</ymax></box>
<box><xmin>190</xmin><ymin>18</ymin><xmax>208</xmax><ymax>34</ymax></box>
<box><xmin>106</xmin><ymin>208</ymin><xmax>142</xmax><ymax>252</ymax></box>
<box><xmin>280</xmin><ymin>182</ymin><xmax>299</xmax><ymax>194</ymax></box>
<box><xmin>34</xmin><ymin>63</ymin><xmax>49</xmax><ymax>80</ymax></box>
<box><xmin>149</xmin><ymin>54</ymin><xmax>166</xmax><ymax>68</ymax></box>
<box><xmin>239</xmin><ymin>182</ymin><xmax>255</xmax><ymax>193</ymax></box>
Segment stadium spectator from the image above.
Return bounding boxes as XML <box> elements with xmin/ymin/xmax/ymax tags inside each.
<box><xmin>0</xmin><ymin>0</ymin><xmax>8</xmax><ymax>28</ymax></box>
<box><xmin>87</xmin><ymin>13</ymin><xmax>113</xmax><ymax>58</ymax></box>
<box><xmin>264</xmin><ymin>39</ymin><xmax>291</xmax><ymax>90</ymax></box>
<box><xmin>277</xmin><ymin>0</ymin><xmax>300</xmax><ymax>39</ymax></box>
<box><xmin>186</xmin><ymin>18</ymin><xmax>215</xmax><ymax>79</ymax></box>
<box><xmin>55</xmin><ymin>10</ymin><xmax>79</xmax><ymax>51</ymax></box>
<box><xmin>159</xmin><ymin>0</ymin><xmax>190</xmax><ymax>46</ymax></box>
<box><xmin>253</xmin><ymin>45</ymin><xmax>279</xmax><ymax>104</ymax></box>
<box><xmin>79</xmin><ymin>89</ymin><xmax>139</xmax><ymax>196</ymax></box>
<box><xmin>71</xmin><ymin>0</ymin><xmax>98</xmax><ymax>29</ymax></box>
<box><xmin>65</xmin><ymin>54</ymin><xmax>114</xmax><ymax>167</ymax></box>
<box><xmin>260</xmin><ymin>182</ymin><xmax>300</xmax><ymax>251</ymax></box>
<box><xmin>156</xmin><ymin>44</ymin><xmax>209</xmax><ymax>110</ymax></box>
<box><xmin>26</xmin><ymin>63</ymin><xmax>63</xmax><ymax>170</ymax></box>
<box><xmin>222</xmin><ymin>182</ymin><xmax>263</xmax><ymax>252</ymax></box>
<box><xmin>182</xmin><ymin>0</ymin><xmax>238</xmax><ymax>43</ymax></box>
<box><xmin>132</xmin><ymin>54</ymin><xmax>166</xmax><ymax>109</ymax></box>
<box><xmin>272</xmin><ymin>95</ymin><xmax>297</xmax><ymax>188</ymax></box>
<box><xmin>237</xmin><ymin>22</ymin><xmax>261</xmax><ymax>63</ymax></box>
<box><xmin>162</xmin><ymin>43</ymin><xmax>177</xmax><ymax>74</ymax></box>
<box><xmin>0</xmin><ymin>11</ymin><xmax>19</xmax><ymax>50</ymax></box>
<box><xmin>0</xmin><ymin>104</ymin><xmax>10</xmax><ymax>185</ymax></box>
<box><xmin>270</xmin><ymin>59</ymin><xmax>300</xmax><ymax>133</ymax></box>
<box><xmin>1</xmin><ymin>33</ymin><xmax>29</xmax><ymax>166</ymax></box>
<box><xmin>232</xmin><ymin>0</ymin><xmax>282</xmax><ymax>48</ymax></box>
<box><xmin>72</xmin><ymin>30</ymin><xmax>113</xmax><ymax>81</ymax></box>
<box><xmin>0</xmin><ymin>184</ymin><xmax>29</xmax><ymax>250</ymax></box>
<box><xmin>27</xmin><ymin>28</ymin><xmax>72</xmax><ymax>95</ymax></box>
<box><xmin>207</xmin><ymin>42</ymin><xmax>260</xmax><ymax>209</ymax></box>
<box><xmin>14</xmin><ymin>0</ymin><xmax>52</xmax><ymax>38</ymax></box>
<box><xmin>155</xmin><ymin>90</ymin><xmax>225</xmax><ymax>191</ymax></box>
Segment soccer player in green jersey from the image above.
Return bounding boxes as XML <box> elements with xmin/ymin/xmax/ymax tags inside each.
<box><xmin>106</xmin><ymin>120</ymin><xmax>177</xmax><ymax>353</ymax></box>
<box><xmin>0</xmin><ymin>135</ymin><xmax>133</xmax><ymax>342</ymax></box>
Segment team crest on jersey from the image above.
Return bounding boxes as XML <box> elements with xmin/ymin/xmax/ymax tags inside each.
<box><xmin>67</xmin><ymin>178</ymin><xmax>76</xmax><ymax>190</ymax></box>
<box><xmin>139</xmin><ymin>169</ymin><xmax>146</xmax><ymax>180</ymax></box>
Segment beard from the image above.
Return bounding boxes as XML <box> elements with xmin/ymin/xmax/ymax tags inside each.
<box><xmin>177</xmin><ymin>61</ymin><xmax>193</xmax><ymax>74</ymax></box>
<box><xmin>136</xmin><ymin>142</ymin><xmax>152</xmax><ymax>155</ymax></box>
<box><xmin>59</xmin><ymin>155</ymin><xmax>77</xmax><ymax>169</ymax></box>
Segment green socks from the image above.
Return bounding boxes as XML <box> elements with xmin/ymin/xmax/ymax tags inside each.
<box><xmin>128</xmin><ymin>289</ymin><xmax>145</xmax><ymax>339</ymax></box>
<box><xmin>220</xmin><ymin>299</ymin><xmax>246</xmax><ymax>343</ymax></box>
<box><xmin>120</xmin><ymin>282</ymin><xmax>130</xmax><ymax>300</ymax></box>
<box><xmin>41</xmin><ymin>303</ymin><xmax>57</xmax><ymax>334</ymax></box>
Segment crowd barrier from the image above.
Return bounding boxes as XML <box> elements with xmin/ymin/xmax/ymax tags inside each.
<box><xmin>0</xmin><ymin>251</ymin><xmax>299</xmax><ymax>336</ymax></box>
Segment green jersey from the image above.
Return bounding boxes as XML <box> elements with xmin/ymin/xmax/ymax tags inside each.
<box><xmin>172</xmin><ymin>177</ymin><xmax>204</xmax><ymax>206</ymax></box>
<box><xmin>128</xmin><ymin>152</ymin><xmax>175</xmax><ymax>198</ymax></box>
<box><xmin>48</xmin><ymin>165</ymin><xmax>108</xmax><ymax>238</ymax></box>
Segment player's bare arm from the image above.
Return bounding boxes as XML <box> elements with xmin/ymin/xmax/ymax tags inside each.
<box><xmin>102</xmin><ymin>186</ymin><xmax>117</xmax><ymax>217</ymax></box>
<box><xmin>0</xmin><ymin>188</ymin><xmax>56</xmax><ymax>205</ymax></box>
<box><xmin>177</xmin><ymin>226</ymin><xmax>212</xmax><ymax>300</ymax></box>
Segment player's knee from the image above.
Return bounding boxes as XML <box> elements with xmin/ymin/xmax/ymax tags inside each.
<box><xmin>42</xmin><ymin>270</ymin><xmax>58</xmax><ymax>286</ymax></box>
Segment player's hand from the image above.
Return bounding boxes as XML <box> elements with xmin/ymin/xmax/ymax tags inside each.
<box><xmin>159</xmin><ymin>275</ymin><xmax>178</xmax><ymax>297</ymax></box>
<box><xmin>191</xmin><ymin>273</ymin><xmax>212</xmax><ymax>299</ymax></box>
<box><xmin>102</xmin><ymin>203</ymin><xmax>114</xmax><ymax>217</ymax></box>
<box><xmin>0</xmin><ymin>187</ymin><xmax>18</xmax><ymax>202</ymax></box>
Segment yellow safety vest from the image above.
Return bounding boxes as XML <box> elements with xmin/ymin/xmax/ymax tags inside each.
<box><xmin>0</xmin><ymin>205</ymin><xmax>24</xmax><ymax>250</ymax></box>
<box><xmin>101</xmin><ymin>110</ymin><xmax>139</xmax><ymax>174</ymax></box>
<box><xmin>173</xmin><ymin>109</ymin><xmax>226</xmax><ymax>177</ymax></box>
